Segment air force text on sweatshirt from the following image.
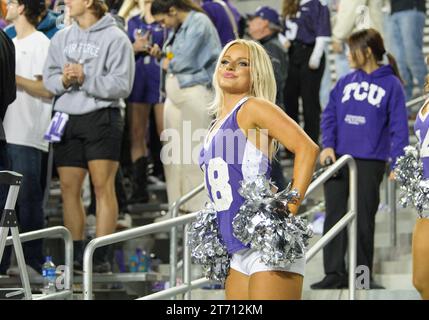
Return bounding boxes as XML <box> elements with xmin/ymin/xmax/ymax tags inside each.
<box><xmin>321</xmin><ymin>65</ymin><xmax>409</xmax><ymax>169</ymax></box>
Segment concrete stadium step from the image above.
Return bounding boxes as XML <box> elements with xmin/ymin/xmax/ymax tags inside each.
<box><xmin>302</xmin><ymin>289</ymin><xmax>420</xmax><ymax>300</ymax></box>
<box><xmin>191</xmin><ymin>288</ymin><xmax>224</xmax><ymax>300</ymax></box>
<box><xmin>373</xmin><ymin>259</ymin><xmax>412</xmax><ymax>275</ymax></box>
<box><xmin>373</xmin><ymin>273</ymin><xmax>415</xmax><ymax>290</ymax></box>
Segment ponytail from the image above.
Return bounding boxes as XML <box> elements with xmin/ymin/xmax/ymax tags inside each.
<box><xmin>386</xmin><ymin>52</ymin><xmax>404</xmax><ymax>85</ymax></box>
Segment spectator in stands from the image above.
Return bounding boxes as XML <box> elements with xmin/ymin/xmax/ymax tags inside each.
<box><xmin>247</xmin><ymin>5</ymin><xmax>288</xmax><ymax>190</ymax></box>
<box><xmin>43</xmin><ymin>0</ymin><xmax>135</xmax><ymax>273</ymax></box>
<box><xmin>331</xmin><ymin>0</ymin><xmax>385</xmax><ymax>78</ymax></box>
<box><xmin>0</xmin><ymin>0</ymin><xmax>53</xmax><ymax>276</ymax></box>
<box><xmin>127</xmin><ymin>0</ymin><xmax>166</xmax><ymax>203</ymax></box>
<box><xmin>388</xmin><ymin>0</ymin><xmax>427</xmax><ymax>101</ymax></box>
<box><xmin>281</xmin><ymin>0</ymin><xmax>331</xmax><ymax>145</ymax></box>
<box><xmin>151</xmin><ymin>0</ymin><xmax>221</xmax><ymax>214</ymax></box>
<box><xmin>4</xmin><ymin>0</ymin><xmax>62</xmax><ymax>39</ymax></box>
<box><xmin>198</xmin><ymin>0</ymin><xmax>237</xmax><ymax>46</ymax></box>
<box><xmin>0</xmin><ymin>29</ymin><xmax>16</xmax><ymax>232</ymax></box>
<box><xmin>312</xmin><ymin>28</ymin><xmax>409</xmax><ymax>289</ymax></box>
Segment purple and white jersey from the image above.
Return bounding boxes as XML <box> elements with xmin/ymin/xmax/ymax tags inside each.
<box><xmin>199</xmin><ymin>97</ymin><xmax>271</xmax><ymax>254</ymax></box>
<box><xmin>414</xmin><ymin>101</ymin><xmax>429</xmax><ymax>179</ymax></box>
<box><xmin>284</xmin><ymin>0</ymin><xmax>331</xmax><ymax>45</ymax></box>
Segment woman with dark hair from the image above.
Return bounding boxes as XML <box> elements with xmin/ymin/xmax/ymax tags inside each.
<box><xmin>43</xmin><ymin>0</ymin><xmax>135</xmax><ymax>273</ymax></box>
<box><xmin>150</xmin><ymin>0</ymin><xmax>221</xmax><ymax>215</ymax></box>
<box><xmin>311</xmin><ymin>28</ymin><xmax>409</xmax><ymax>289</ymax></box>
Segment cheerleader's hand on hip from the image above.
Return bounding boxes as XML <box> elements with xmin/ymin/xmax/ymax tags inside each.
<box><xmin>320</xmin><ymin>147</ymin><xmax>336</xmax><ymax>166</ymax></box>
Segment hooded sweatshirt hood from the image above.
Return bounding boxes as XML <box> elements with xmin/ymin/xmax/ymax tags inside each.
<box><xmin>321</xmin><ymin>64</ymin><xmax>409</xmax><ymax>169</ymax></box>
<box><xmin>43</xmin><ymin>14</ymin><xmax>135</xmax><ymax>115</ymax></box>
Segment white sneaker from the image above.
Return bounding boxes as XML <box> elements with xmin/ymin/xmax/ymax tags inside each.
<box><xmin>116</xmin><ymin>213</ymin><xmax>132</xmax><ymax>230</ymax></box>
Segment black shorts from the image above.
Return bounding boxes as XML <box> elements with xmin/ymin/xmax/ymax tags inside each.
<box><xmin>53</xmin><ymin>108</ymin><xmax>124</xmax><ymax>168</ymax></box>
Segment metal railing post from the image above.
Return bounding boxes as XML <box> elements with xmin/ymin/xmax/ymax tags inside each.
<box><xmin>388</xmin><ymin>179</ymin><xmax>397</xmax><ymax>247</ymax></box>
<box><xmin>168</xmin><ymin>184</ymin><xmax>204</xmax><ymax>299</ymax></box>
<box><xmin>183</xmin><ymin>223</ymin><xmax>191</xmax><ymax>300</ymax></box>
<box><xmin>348</xmin><ymin>159</ymin><xmax>357</xmax><ymax>300</ymax></box>
<box><xmin>169</xmin><ymin>202</ymin><xmax>179</xmax><ymax>298</ymax></box>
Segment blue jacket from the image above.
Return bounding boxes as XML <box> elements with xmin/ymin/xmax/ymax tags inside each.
<box><xmin>5</xmin><ymin>10</ymin><xmax>61</xmax><ymax>39</ymax></box>
<box><xmin>166</xmin><ymin>11</ymin><xmax>221</xmax><ymax>88</ymax></box>
<box><xmin>321</xmin><ymin>65</ymin><xmax>409</xmax><ymax>169</ymax></box>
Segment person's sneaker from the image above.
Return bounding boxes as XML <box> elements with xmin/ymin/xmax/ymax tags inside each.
<box><xmin>116</xmin><ymin>213</ymin><xmax>132</xmax><ymax>230</ymax></box>
<box><xmin>310</xmin><ymin>274</ymin><xmax>347</xmax><ymax>289</ymax></box>
<box><xmin>6</xmin><ymin>264</ymin><xmax>41</xmax><ymax>277</ymax></box>
<box><xmin>93</xmin><ymin>261</ymin><xmax>112</xmax><ymax>274</ymax></box>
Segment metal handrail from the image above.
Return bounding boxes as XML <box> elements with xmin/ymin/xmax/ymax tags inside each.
<box><xmin>169</xmin><ymin>184</ymin><xmax>204</xmax><ymax>292</ymax></box>
<box><xmin>303</xmin><ymin>155</ymin><xmax>357</xmax><ymax>300</ymax></box>
<box><xmin>5</xmin><ymin>226</ymin><xmax>73</xmax><ymax>299</ymax></box>
<box><xmin>406</xmin><ymin>94</ymin><xmax>427</xmax><ymax>109</ymax></box>
<box><xmin>83</xmin><ymin>210</ymin><xmax>199</xmax><ymax>300</ymax></box>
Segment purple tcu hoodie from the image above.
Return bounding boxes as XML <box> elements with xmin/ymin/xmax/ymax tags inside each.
<box><xmin>321</xmin><ymin>65</ymin><xmax>409</xmax><ymax>169</ymax></box>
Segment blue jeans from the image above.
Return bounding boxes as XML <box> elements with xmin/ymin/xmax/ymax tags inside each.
<box><xmin>0</xmin><ymin>144</ymin><xmax>45</xmax><ymax>273</ymax></box>
<box><xmin>388</xmin><ymin>9</ymin><xmax>427</xmax><ymax>100</ymax></box>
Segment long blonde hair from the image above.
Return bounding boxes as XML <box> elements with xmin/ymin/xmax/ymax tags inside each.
<box><xmin>209</xmin><ymin>39</ymin><xmax>277</xmax><ymax>118</ymax></box>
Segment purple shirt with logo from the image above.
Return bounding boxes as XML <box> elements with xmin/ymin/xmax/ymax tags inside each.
<box><xmin>414</xmin><ymin>102</ymin><xmax>429</xmax><ymax>179</ymax></box>
<box><xmin>284</xmin><ymin>0</ymin><xmax>331</xmax><ymax>44</ymax></box>
<box><xmin>321</xmin><ymin>65</ymin><xmax>409</xmax><ymax>170</ymax></box>
<box><xmin>199</xmin><ymin>98</ymin><xmax>271</xmax><ymax>254</ymax></box>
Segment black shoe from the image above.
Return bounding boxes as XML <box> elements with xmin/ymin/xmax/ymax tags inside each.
<box><xmin>369</xmin><ymin>280</ymin><xmax>385</xmax><ymax>289</ymax></box>
<box><xmin>128</xmin><ymin>157</ymin><xmax>149</xmax><ymax>204</ymax></box>
<box><xmin>93</xmin><ymin>261</ymin><xmax>112</xmax><ymax>274</ymax></box>
<box><xmin>310</xmin><ymin>274</ymin><xmax>348</xmax><ymax>289</ymax></box>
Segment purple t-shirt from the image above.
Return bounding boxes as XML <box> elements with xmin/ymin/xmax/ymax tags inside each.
<box><xmin>321</xmin><ymin>65</ymin><xmax>409</xmax><ymax>170</ymax></box>
<box><xmin>415</xmin><ymin>102</ymin><xmax>429</xmax><ymax>179</ymax></box>
<box><xmin>202</xmin><ymin>0</ymin><xmax>236</xmax><ymax>47</ymax></box>
<box><xmin>284</xmin><ymin>0</ymin><xmax>331</xmax><ymax>45</ymax></box>
<box><xmin>199</xmin><ymin>97</ymin><xmax>271</xmax><ymax>254</ymax></box>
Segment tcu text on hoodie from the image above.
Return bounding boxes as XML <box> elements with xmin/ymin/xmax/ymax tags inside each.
<box><xmin>321</xmin><ymin>64</ymin><xmax>409</xmax><ymax>169</ymax></box>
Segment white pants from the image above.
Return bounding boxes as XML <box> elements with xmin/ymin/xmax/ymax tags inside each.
<box><xmin>162</xmin><ymin>75</ymin><xmax>211</xmax><ymax>212</ymax></box>
<box><xmin>230</xmin><ymin>248</ymin><xmax>306</xmax><ymax>276</ymax></box>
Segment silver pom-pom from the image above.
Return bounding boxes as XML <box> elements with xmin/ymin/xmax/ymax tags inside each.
<box><xmin>394</xmin><ymin>144</ymin><xmax>429</xmax><ymax>216</ymax></box>
<box><xmin>232</xmin><ymin>175</ymin><xmax>313</xmax><ymax>267</ymax></box>
<box><xmin>188</xmin><ymin>202</ymin><xmax>230</xmax><ymax>282</ymax></box>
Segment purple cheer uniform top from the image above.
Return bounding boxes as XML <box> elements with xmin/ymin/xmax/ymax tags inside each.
<box><xmin>284</xmin><ymin>0</ymin><xmax>331</xmax><ymax>44</ymax></box>
<box><xmin>199</xmin><ymin>97</ymin><xmax>272</xmax><ymax>254</ymax></box>
<box><xmin>415</xmin><ymin>100</ymin><xmax>429</xmax><ymax>180</ymax></box>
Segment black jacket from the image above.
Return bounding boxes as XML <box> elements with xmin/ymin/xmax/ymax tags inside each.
<box><xmin>259</xmin><ymin>33</ymin><xmax>288</xmax><ymax>108</ymax></box>
<box><xmin>0</xmin><ymin>28</ymin><xmax>16</xmax><ymax>141</ymax></box>
<box><xmin>391</xmin><ymin>0</ymin><xmax>425</xmax><ymax>14</ymax></box>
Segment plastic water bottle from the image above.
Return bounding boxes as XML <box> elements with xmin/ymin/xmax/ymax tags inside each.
<box><xmin>42</xmin><ymin>256</ymin><xmax>56</xmax><ymax>294</ymax></box>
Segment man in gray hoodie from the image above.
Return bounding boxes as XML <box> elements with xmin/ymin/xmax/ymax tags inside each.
<box><xmin>43</xmin><ymin>0</ymin><xmax>135</xmax><ymax>273</ymax></box>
